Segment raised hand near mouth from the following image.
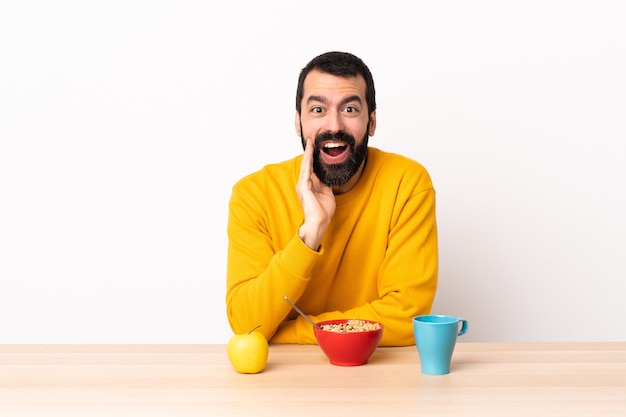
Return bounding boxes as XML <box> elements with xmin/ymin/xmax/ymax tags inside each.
<box><xmin>295</xmin><ymin>138</ymin><xmax>336</xmax><ymax>251</ymax></box>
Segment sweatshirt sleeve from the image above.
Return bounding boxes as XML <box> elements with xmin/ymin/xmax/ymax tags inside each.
<box><xmin>371</xmin><ymin>187</ymin><xmax>438</xmax><ymax>345</ymax></box>
<box><xmin>226</xmin><ymin>179</ymin><xmax>322</xmax><ymax>340</ymax></box>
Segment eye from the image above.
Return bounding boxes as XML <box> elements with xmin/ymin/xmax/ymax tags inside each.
<box><xmin>311</xmin><ymin>106</ymin><xmax>323</xmax><ymax>114</ymax></box>
<box><xmin>343</xmin><ymin>105</ymin><xmax>359</xmax><ymax>114</ymax></box>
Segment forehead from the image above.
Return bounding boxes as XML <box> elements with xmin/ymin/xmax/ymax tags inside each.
<box><xmin>302</xmin><ymin>69</ymin><xmax>367</xmax><ymax>103</ymax></box>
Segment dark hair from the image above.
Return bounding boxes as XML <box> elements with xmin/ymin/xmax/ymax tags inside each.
<box><xmin>295</xmin><ymin>51</ymin><xmax>376</xmax><ymax>116</ymax></box>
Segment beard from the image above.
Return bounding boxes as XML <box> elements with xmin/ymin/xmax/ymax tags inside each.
<box><xmin>300</xmin><ymin>129</ymin><xmax>369</xmax><ymax>187</ymax></box>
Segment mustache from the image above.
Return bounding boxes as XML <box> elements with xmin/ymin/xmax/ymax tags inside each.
<box><xmin>314</xmin><ymin>131</ymin><xmax>355</xmax><ymax>148</ymax></box>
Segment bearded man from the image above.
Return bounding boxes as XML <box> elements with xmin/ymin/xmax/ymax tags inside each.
<box><xmin>226</xmin><ymin>51</ymin><xmax>438</xmax><ymax>346</ymax></box>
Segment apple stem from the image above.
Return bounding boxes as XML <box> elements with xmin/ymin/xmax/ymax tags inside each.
<box><xmin>248</xmin><ymin>325</ymin><xmax>262</xmax><ymax>334</ymax></box>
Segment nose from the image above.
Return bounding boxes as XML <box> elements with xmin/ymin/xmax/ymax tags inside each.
<box><xmin>324</xmin><ymin>110</ymin><xmax>344</xmax><ymax>133</ymax></box>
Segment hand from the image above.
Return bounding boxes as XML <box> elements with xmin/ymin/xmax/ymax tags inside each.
<box><xmin>296</xmin><ymin>138</ymin><xmax>336</xmax><ymax>250</ymax></box>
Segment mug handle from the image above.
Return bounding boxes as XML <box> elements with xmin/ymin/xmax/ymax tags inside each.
<box><xmin>457</xmin><ymin>318</ymin><xmax>468</xmax><ymax>336</ymax></box>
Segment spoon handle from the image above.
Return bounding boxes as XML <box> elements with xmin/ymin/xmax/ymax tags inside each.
<box><xmin>283</xmin><ymin>295</ymin><xmax>321</xmax><ymax>329</ymax></box>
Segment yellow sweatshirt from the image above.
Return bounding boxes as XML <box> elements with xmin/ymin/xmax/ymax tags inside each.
<box><xmin>226</xmin><ymin>147</ymin><xmax>438</xmax><ymax>346</ymax></box>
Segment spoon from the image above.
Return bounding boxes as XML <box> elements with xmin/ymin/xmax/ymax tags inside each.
<box><xmin>283</xmin><ymin>295</ymin><xmax>321</xmax><ymax>330</ymax></box>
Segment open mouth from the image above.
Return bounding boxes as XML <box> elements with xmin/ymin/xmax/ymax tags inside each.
<box><xmin>321</xmin><ymin>141</ymin><xmax>349</xmax><ymax>162</ymax></box>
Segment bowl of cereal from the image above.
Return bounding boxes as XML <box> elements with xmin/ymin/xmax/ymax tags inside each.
<box><xmin>313</xmin><ymin>319</ymin><xmax>384</xmax><ymax>366</ymax></box>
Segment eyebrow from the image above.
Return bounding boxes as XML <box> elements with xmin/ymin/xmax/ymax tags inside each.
<box><xmin>306</xmin><ymin>94</ymin><xmax>363</xmax><ymax>107</ymax></box>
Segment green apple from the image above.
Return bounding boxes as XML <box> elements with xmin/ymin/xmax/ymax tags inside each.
<box><xmin>227</xmin><ymin>326</ymin><xmax>269</xmax><ymax>374</ymax></box>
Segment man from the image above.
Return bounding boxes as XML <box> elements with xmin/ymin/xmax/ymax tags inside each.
<box><xmin>226</xmin><ymin>51</ymin><xmax>438</xmax><ymax>346</ymax></box>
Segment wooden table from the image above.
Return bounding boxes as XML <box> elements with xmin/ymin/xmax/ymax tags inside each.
<box><xmin>1</xmin><ymin>343</ymin><xmax>625</xmax><ymax>416</ymax></box>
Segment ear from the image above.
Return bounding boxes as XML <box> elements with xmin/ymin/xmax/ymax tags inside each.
<box><xmin>368</xmin><ymin>110</ymin><xmax>377</xmax><ymax>136</ymax></box>
<box><xmin>294</xmin><ymin>112</ymin><xmax>302</xmax><ymax>136</ymax></box>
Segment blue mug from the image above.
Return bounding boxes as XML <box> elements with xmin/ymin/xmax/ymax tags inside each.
<box><xmin>413</xmin><ymin>315</ymin><xmax>468</xmax><ymax>375</ymax></box>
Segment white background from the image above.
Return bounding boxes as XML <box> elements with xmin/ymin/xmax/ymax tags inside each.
<box><xmin>1</xmin><ymin>1</ymin><xmax>625</xmax><ymax>343</ymax></box>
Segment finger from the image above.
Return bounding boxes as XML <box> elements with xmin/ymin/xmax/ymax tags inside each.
<box><xmin>310</xmin><ymin>169</ymin><xmax>332</xmax><ymax>194</ymax></box>
<box><xmin>309</xmin><ymin>171</ymin><xmax>324</xmax><ymax>192</ymax></box>
<box><xmin>300</xmin><ymin>138</ymin><xmax>314</xmax><ymax>182</ymax></box>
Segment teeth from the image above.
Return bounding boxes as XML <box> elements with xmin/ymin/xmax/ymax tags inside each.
<box><xmin>324</xmin><ymin>142</ymin><xmax>344</xmax><ymax>148</ymax></box>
